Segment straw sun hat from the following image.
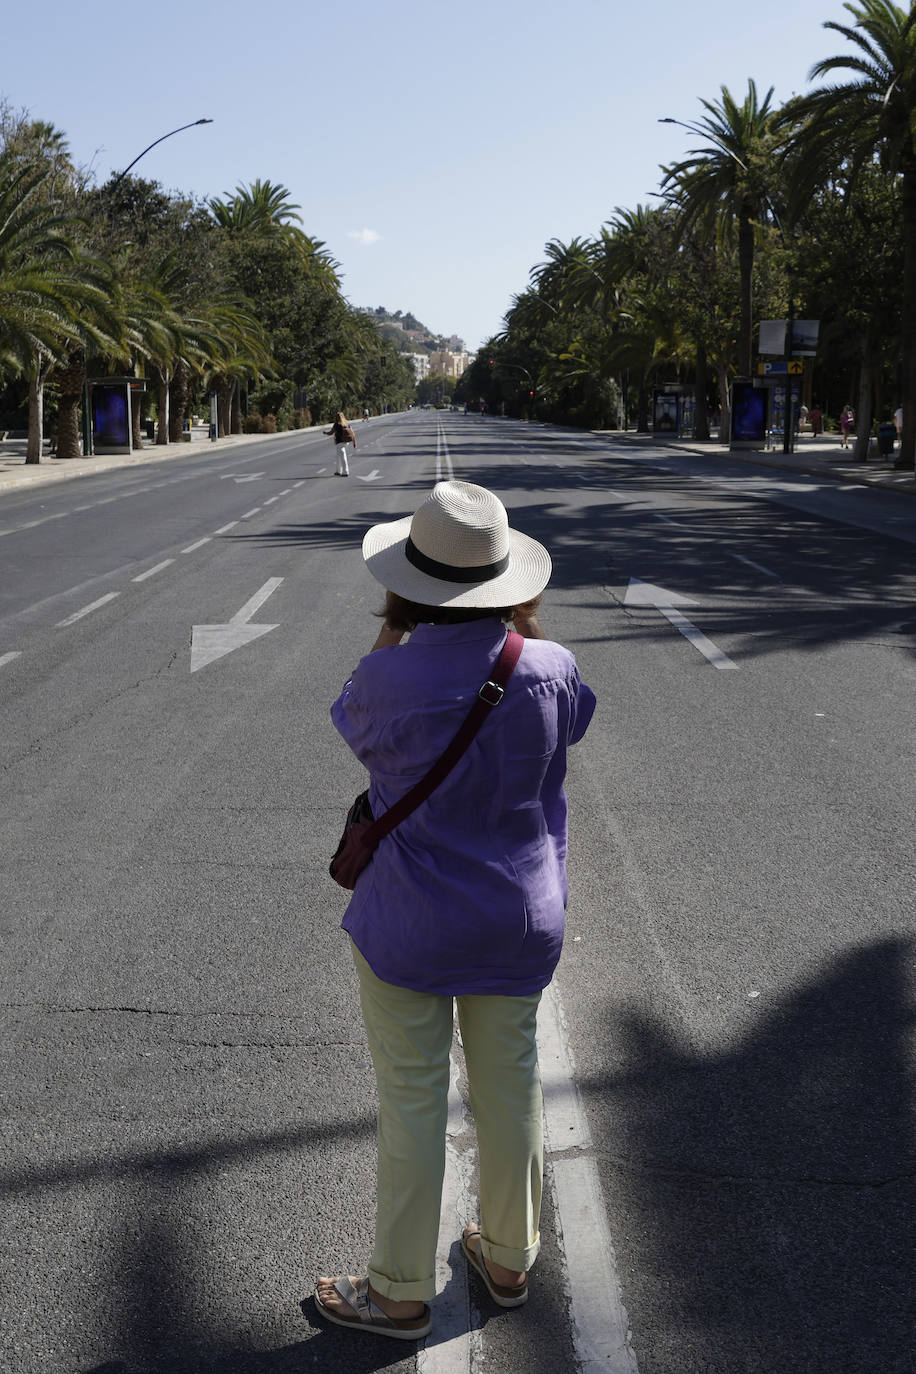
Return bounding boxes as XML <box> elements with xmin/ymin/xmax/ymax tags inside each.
<box><xmin>362</xmin><ymin>480</ymin><xmax>552</xmax><ymax>608</ymax></box>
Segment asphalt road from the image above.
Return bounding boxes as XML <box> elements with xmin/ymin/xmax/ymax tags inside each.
<box><xmin>1</xmin><ymin>412</ymin><xmax>914</xmax><ymax>1374</ymax></box>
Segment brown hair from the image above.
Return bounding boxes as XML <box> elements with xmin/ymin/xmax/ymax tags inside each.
<box><xmin>377</xmin><ymin>589</ymin><xmax>542</xmax><ymax>632</ymax></box>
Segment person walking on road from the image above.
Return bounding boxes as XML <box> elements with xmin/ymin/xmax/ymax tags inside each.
<box><xmin>324</xmin><ymin>411</ymin><xmax>356</xmax><ymax>476</ymax></box>
<box><xmin>315</xmin><ymin>480</ymin><xmax>596</xmax><ymax>1341</ymax></box>
<box><xmin>840</xmin><ymin>404</ymin><xmax>855</xmax><ymax>449</ymax></box>
<box><xmin>363</xmin><ymin>406</ymin><xmax>370</xmax><ymax>422</ymax></box>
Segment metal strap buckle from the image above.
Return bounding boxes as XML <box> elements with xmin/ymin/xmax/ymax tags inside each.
<box><xmin>478</xmin><ymin>680</ymin><xmax>504</xmax><ymax>706</ymax></box>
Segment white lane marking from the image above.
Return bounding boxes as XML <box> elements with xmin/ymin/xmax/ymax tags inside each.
<box><xmin>56</xmin><ymin>592</ymin><xmax>120</xmax><ymax>627</ymax></box>
<box><xmin>417</xmin><ymin>1051</ymin><xmax>473</xmax><ymax>1373</ymax></box>
<box><xmin>624</xmin><ymin>578</ymin><xmax>738</xmax><ymax>670</ymax></box>
<box><xmin>539</xmin><ymin>983</ymin><xmax>640</xmax><ymax>1374</ymax></box>
<box><xmin>552</xmin><ymin>1160</ymin><xmax>639</xmax><ymax>1374</ymax></box>
<box><xmin>230</xmin><ymin>577</ymin><xmax>284</xmax><ymax>625</ymax></box>
<box><xmin>214</xmin><ymin>521</ymin><xmax>238</xmax><ymax>535</ymax></box>
<box><xmin>660</xmin><ymin>607</ymin><xmax>739</xmax><ymax>669</ymax></box>
<box><xmin>292</xmin><ymin>480</ymin><xmax>305</xmax><ymax>488</ymax></box>
<box><xmin>731</xmin><ymin>553</ymin><xmax>780</xmax><ymax>579</ymax></box>
<box><xmin>263</xmin><ymin>495</ymin><xmax>279</xmax><ymax>505</ymax></box>
<box><xmin>539</xmin><ymin>980</ymin><xmax>590</xmax><ymax>1150</ymax></box>
<box><xmin>279</xmin><ymin>488</ymin><xmax>293</xmax><ymax>495</ymax></box>
<box><xmin>182</xmin><ymin>537</ymin><xmax>212</xmax><ymax>553</ymax></box>
<box><xmin>240</xmin><ymin>507</ymin><xmax>261</xmax><ymax>519</ymax></box>
<box><xmin>317</xmin><ymin>468</ymin><xmax>328</xmax><ymax>475</ymax></box>
<box><xmin>436</xmin><ymin>421</ymin><xmax>455</xmax><ymax>480</ymax></box>
<box><xmin>357</xmin><ymin>469</ymin><xmax>382</xmax><ymax>482</ymax></box>
<box><xmin>132</xmin><ymin>558</ymin><xmax>174</xmax><ymax>583</ymax></box>
<box><xmin>0</xmin><ymin>651</ymin><xmax>22</xmax><ymax>669</ymax></box>
<box><xmin>189</xmin><ymin>577</ymin><xmax>283</xmax><ymax>673</ymax></box>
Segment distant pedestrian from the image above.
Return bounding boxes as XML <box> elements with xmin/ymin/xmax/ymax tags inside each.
<box><xmin>840</xmin><ymin>404</ymin><xmax>855</xmax><ymax>448</ymax></box>
<box><xmin>809</xmin><ymin>404</ymin><xmax>823</xmax><ymax>437</ymax></box>
<box><xmin>363</xmin><ymin>407</ymin><xmax>370</xmax><ymax>423</ymax></box>
<box><xmin>324</xmin><ymin>411</ymin><xmax>357</xmax><ymax>476</ymax></box>
<box><xmin>894</xmin><ymin>405</ymin><xmax>903</xmax><ymax>443</ymax></box>
<box><xmin>798</xmin><ymin>402</ymin><xmax>809</xmax><ymax>434</ymax></box>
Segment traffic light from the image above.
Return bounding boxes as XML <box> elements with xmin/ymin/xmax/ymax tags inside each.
<box><xmin>528</xmin><ymin>389</ymin><xmax>534</xmax><ymax>397</ymax></box>
<box><xmin>488</xmin><ymin>359</ymin><xmax>494</xmax><ymax>366</ymax></box>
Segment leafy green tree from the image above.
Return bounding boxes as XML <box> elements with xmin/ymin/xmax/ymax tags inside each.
<box><xmin>780</xmin><ymin>0</ymin><xmax>916</xmax><ymax>467</ymax></box>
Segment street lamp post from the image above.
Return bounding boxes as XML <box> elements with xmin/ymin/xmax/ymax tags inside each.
<box><xmin>659</xmin><ymin>116</ymin><xmax>797</xmax><ymax>455</ymax></box>
<box><xmin>83</xmin><ymin>120</ymin><xmax>214</xmax><ymax>457</ymax></box>
<box><xmin>111</xmin><ymin>119</ymin><xmax>213</xmax><ymax>187</ymax></box>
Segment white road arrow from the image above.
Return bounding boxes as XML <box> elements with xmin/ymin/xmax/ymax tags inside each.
<box><xmin>357</xmin><ymin>469</ymin><xmax>382</xmax><ymax>482</ymax></box>
<box><xmin>219</xmin><ymin>472</ymin><xmax>265</xmax><ymax>483</ymax></box>
<box><xmin>624</xmin><ymin>578</ymin><xmax>738</xmax><ymax>670</ymax></box>
<box><xmin>190</xmin><ymin>578</ymin><xmax>282</xmax><ymax>673</ymax></box>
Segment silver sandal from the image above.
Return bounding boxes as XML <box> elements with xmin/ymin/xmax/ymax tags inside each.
<box><xmin>314</xmin><ymin>1275</ymin><xmax>432</xmax><ymax>1340</ymax></box>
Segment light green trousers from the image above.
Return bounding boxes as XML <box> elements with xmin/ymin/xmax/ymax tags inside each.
<box><xmin>352</xmin><ymin>943</ymin><xmax>543</xmax><ymax>1302</ymax></box>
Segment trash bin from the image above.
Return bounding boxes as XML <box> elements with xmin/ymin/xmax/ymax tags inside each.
<box><xmin>878</xmin><ymin>422</ymin><xmax>896</xmax><ymax>455</ymax></box>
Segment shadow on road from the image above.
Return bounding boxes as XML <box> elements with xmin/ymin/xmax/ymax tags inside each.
<box><xmin>581</xmin><ymin>936</ymin><xmax>916</xmax><ymax>1372</ymax></box>
<box><xmin>227</xmin><ymin>458</ymin><xmax>916</xmax><ymax>661</ymax></box>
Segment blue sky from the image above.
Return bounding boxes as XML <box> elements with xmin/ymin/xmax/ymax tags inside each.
<box><xmin>5</xmin><ymin>0</ymin><xmax>847</xmax><ymax>350</ymax></box>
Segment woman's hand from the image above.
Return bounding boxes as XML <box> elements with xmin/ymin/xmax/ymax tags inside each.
<box><xmin>512</xmin><ymin>600</ymin><xmax>547</xmax><ymax>640</ymax></box>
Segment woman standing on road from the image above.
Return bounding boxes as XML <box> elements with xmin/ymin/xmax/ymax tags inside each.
<box><xmin>324</xmin><ymin>411</ymin><xmax>357</xmax><ymax>476</ymax></box>
<box><xmin>315</xmin><ymin>480</ymin><xmax>596</xmax><ymax>1341</ymax></box>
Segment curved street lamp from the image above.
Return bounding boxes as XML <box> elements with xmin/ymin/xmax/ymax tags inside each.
<box><xmin>111</xmin><ymin>119</ymin><xmax>213</xmax><ymax>186</ymax></box>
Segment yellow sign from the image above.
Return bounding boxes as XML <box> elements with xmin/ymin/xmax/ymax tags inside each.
<box><xmin>757</xmin><ymin>361</ymin><xmax>804</xmax><ymax>375</ymax></box>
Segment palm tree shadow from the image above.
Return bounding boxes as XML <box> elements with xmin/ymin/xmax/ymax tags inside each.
<box><xmin>582</xmin><ymin>937</ymin><xmax>916</xmax><ymax>1371</ymax></box>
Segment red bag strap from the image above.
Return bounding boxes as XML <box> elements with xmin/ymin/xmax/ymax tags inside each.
<box><xmin>362</xmin><ymin>630</ymin><xmax>523</xmax><ymax>845</ymax></box>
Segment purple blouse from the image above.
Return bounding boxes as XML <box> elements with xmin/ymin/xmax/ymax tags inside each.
<box><xmin>331</xmin><ymin>619</ymin><xmax>596</xmax><ymax>996</ymax></box>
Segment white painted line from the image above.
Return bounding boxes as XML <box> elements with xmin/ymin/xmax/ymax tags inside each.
<box><xmin>0</xmin><ymin>651</ymin><xmax>22</xmax><ymax>669</ymax></box>
<box><xmin>539</xmin><ymin>981</ymin><xmax>590</xmax><ymax>1150</ymax></box>
<box><xmin>279</xmin><ymin>488</ymin><xmax>293</xmax><ymax>495</ymax></box>
<box><xmin>263</xmin><ymin>495</ymin><xmax>279</xmax><ymax>505</ymax></box>
<box><xmin>417</xmin><ymin>1052</ymin><xmax>473</xmax><ymax>1373</ymax></box>
<box><xmin>132</xmin><ymin>558</ymin><xmax>174</xmax><ymax>583</ymax></box>
<box><xmin>292</xmin><ymin>480</ymin><xmax>305</xmax><ymax>488</ymax></box>
<box><xmin>240</xmin><ymin>507</ymin><xmax>261</xmax><ymax>519</ymax></box>
<box><xmin>230</xmin><ymin>577</ymin><xmax>283</xmax><ymax>625</ymax></box>
<box><xmin>731</xmin><ymin>553</ymin><xmax>780</xmax><ymax>579</ymax></box>
<box><xmin>56</xmin><ymin>592</ymin><xmax>120</xmax><ymax>627</ymax></box>
<box><xmin>539</xmin><ymin>981</ymin><xmax>640</xmax><ymax>1374</ymax></box>
<box><xmin>214</xmin><ymin>521</ymin><xmax>238</xmax><ymax>535</ymax></box>
<box><xmin>317</xmin><ymin>468</ymin><xmax>328</xmax><ymax>475</ymax></box>
<box><xmin>660</xmin><ymin>607</ymin><xmax>739</xmax><ymax>669</ymax></box>
<box><xmin>552</xmin><ymin>1158</ymin><xmax>639</xmax><ymax>1374</ymax></box>
<box><xmin>182</xmin><ymin>537</ymin><xmax>212</xmax><ymax>554</ymax></box>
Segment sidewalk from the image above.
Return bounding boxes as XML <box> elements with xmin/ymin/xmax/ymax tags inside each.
<box><xmin>597</xmin><ymin>428</ymin><xmax>916</xmax><ymax>497</ymax></box>
<box><xmin>0</xmin><ymin>423</ymin><xmax>326</xmax><ymax>495</ymax></box>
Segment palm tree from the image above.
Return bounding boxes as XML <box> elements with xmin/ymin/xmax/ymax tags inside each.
<box><xmin>660</xmin><ymin>80</ymin><xmax>782</xmax><ymax>380</ymax></box>
<box><xmin>0</xmin><ymin>152</ymin><xmax>118</xmax><ymax>461</ymax></box>
<box><xmin>779</xmin><ymin>0</ymin><xmax>916</xmax><ymax>468</ymax></box>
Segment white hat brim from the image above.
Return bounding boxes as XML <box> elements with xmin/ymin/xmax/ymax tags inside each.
<box><xmin>362</xmin><ymin>514</ymin><xmax>552</xmax><ymax>607</ymax></box>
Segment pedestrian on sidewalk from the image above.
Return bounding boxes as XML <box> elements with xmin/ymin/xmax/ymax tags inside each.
<box><xmin>324</xmin><ymin>411</ymin><xmax>356</xmax><ymax>475</ymax></box>
<box><xmin>810</xmin><ymin>403</ymin><xmax>823</xmax><ymax>437</ymax></box>
<box><xmin>894</xmin><ymin>405</ymin><xmax>903</xmax><ymax>444</ymax></box>
<box><xmin>315</xmin><ymin>480</ymin><xmax>596</xmax><ymax>1341</ymax></box>
<box><xmin>840</xmin><ymin>404</ymin><xmax>855</xmax><ymax>448</ymax></box>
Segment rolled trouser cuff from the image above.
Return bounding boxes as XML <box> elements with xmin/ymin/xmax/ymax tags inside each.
<box><xmin>480</xmin><ymin>1230</ymin><xmax>540</xmax><ymax>1273</ymax></box>
<box><xmin>367</xmin><ymin>1266</ymin><xmax>436</xmax><ymax>1302</ymax></box>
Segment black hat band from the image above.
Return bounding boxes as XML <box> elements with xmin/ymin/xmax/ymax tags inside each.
<box><xmin>405</xmin><ymin>536</ymin><xmax>510</xmax><ymax>585</ymax></box>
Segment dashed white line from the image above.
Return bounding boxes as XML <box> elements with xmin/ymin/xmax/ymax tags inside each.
<box><xmin>214</xmin><ymin>521</ymin><xmax>239</xmax><ymax>535</ymax></box>
<box><xmin>292</xmin><ymin>480</ymin><xmax>305</xmax><ymax>488</ymax></box>
<box><xmin>132</xmin><ymin>558</ymin><xmax>174</xmax><ymax>583</ymax></box>
<box><xmin>263</xmin><ymin>496</ymin><xmax>279</xmax><ymax>505</ymax></box>
<box><xmin>182</xmin><ymin>537</ymin><xmax>212</xmax><ymax>554</ymax></box>
<box><xmin>279</xmin><ymin>488</ymin><xmax>293</xmax><ymax>495</ymax></box>
<box><xmin>56</xmin><ymin>592</ymin><xmax>120</xmax><ymax>627</ymax></box>
<box><xmin>0</xmin><ymin>651</ymin><xmax>22</xmax><ymax>669</ymax></box>
<box><xmin>731</xmin><ymin>553</ymin><xmax>780</xmax><ymax>579</ymax></box>
<box><xmin>240</xmin><ymin>507</ymin><xmax>261</xmax><ymax>519</ymax></box>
